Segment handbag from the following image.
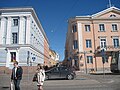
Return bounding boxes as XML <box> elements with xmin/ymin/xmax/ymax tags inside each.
<box><xmin>10</xmin><ymin>81</ymin><xmax>14</xmax><ymax>90</ymax></box>
<box><xmin>32</xmin><ymin>73</ymin><xmax>38</xmax><ymax>82</ymax></box>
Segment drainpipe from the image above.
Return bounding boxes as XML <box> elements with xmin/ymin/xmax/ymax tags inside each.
<box><xmin>91</xmin><ymin>20</ymin><xmax>97</xmax><ymax>71</ymax></box>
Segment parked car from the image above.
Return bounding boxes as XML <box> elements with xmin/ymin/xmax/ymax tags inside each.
<box><xmin>45</xmin><ymin>66</ymin><xmax>76</xmax><ymax>80</ymax></box>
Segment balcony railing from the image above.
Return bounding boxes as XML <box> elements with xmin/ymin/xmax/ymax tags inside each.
<box><xmin>96</xmin><ymin>45</ymin><xmax>120</xmax><ymax>52</ymax></box>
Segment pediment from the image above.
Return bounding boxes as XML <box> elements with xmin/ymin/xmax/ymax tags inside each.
<box><xmin>92</xmin><ymin>7</ymin><xmax>120</xmax><ymax>19</ymax></box>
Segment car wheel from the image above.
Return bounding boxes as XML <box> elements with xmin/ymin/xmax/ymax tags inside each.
<box><xmin>67</xmin><ymin>74</ymin><xmax>74</xmax><ymax>80</ymax></box>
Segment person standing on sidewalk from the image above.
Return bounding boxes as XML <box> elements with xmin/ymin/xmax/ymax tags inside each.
<box><xmin>11</xmin><ymin>61</ymin><xmax>23</xmax><ymax>90</ymax></box>
<box><xmin>36</xmin><ymin>64</ymin><xmax>45</xmax><ymax>90</ymax></box>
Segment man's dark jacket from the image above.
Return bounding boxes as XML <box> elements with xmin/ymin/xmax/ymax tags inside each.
<box><xmin>11</xmin><ymin>66</ymin><xmax>23</xmax><ymax>80</ymax></box>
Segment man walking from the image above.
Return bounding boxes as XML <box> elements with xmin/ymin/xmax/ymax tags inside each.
<box><xmin>11</xmin><ymin>61</ymin><xmax>23</xmax><ymax>90</ymax></box>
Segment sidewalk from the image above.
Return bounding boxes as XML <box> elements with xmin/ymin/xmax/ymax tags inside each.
<box><xmin>89</xmin><ymin>70</ymin><xmax>112</xmax><ymax>75</ymax></box>
<box><xmin>75</xmin><ymin>69</ymin><xmax>112</xmax><ymax>75</ymax></box>
<box><xmin>0</xmin><ymin>74</ymin><xmax>38</xmax><ymax>90</ymax></box>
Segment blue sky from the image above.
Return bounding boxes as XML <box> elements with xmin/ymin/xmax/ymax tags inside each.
<box><xmin>0</xmin><ymin>0</ymin><xmax>120</xmax><ymax>61</ymax></box>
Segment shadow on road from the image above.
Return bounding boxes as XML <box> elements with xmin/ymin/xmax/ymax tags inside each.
<box><xmin>46</xmin><ymin>78</ymin><xmax>75</xmax><ymax>81</ymax></box>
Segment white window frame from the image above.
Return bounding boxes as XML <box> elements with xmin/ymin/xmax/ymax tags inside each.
<box><xmin>112</xmin><ymin>24</ymin><xmax>118</xmax><ymax>32</ymax></box>
<box><xmin>73</xmin><ymin>40</ymin><xmax>78</xmax><ymax>49</ymax></box>
<box><xmin>86</xmin><ymin>39</ymin><xmax>92</xmax><ymax>48</ymax></box>
<box><xmin>87</xmin><ymin>56</ymin><xmax>93</xmax><ymax>64</ymax></box>
<box><xmin>72</xmin><ymin>24</ymin><xmax>77</xmax><ymax>33</ymax></box>
<box><xmin>99</xmin><ymin>24</ymin><xmax>105</xmax><ymax>32</ymax></box>
<box><xmin>112</xmin><ymin>36</ymin><xmax>119</xmax><ymax>48</ymax></box>
<box><xmin>100</xmin><ymin>37</ymin><xmax>107</xmax><ymax>48</ymax></box>
<box><xmin>85</xmin><ymin>25</ymin><xmax>90</xmax><ymax>32</ymax></box>
<box><xmin>12</xmin><ymin>33</ymin><xmax>18</xmax><ymax>44</ymax></box>
<box><xmin>12</xmin><ymin>18</ymin><xmax>19</xmax><ymax>26</ymax></box>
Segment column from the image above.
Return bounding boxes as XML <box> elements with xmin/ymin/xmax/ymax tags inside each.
<box><xmin>6</xmin><ymin>17</ymin><xmax>12</xmax><ymax>44</ymax></box>
<box><xmin>0</xmin><ymin>17</ymin><xmax>6</xmax><ymax>44</ymax></box>
<box><xmin>19</xmin><ymin>16</ymin><xmax>24</xmax><ymax>44</ymax></box>
<box><xmin>6</xmin><ymin>50</ymin><xmax>10</xmax><ymax>67</ymax></box>
<box><xmin>16</xmin><ymin>50</ymin><xmax>19</xmax><ymax>63</ymax></box>
<box><xmin>78</xmin><ymin>23</ymin><xmax>83</xmax><ymax>52</ymax></box>
<box><xmin>26</xmin><ymin>15</ymin><xmax>31</xmax><ymax>44</ymax></box>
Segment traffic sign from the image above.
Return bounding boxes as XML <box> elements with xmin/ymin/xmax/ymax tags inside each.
<box><xmin>32</xmin><ymin>57</ymin><xmax>36</xmax><ymax>61</ymax></box>
<box><xmin>101</xmin><ymin>48</ymin><xmax>106</xmax><ymax>64</ymax></box>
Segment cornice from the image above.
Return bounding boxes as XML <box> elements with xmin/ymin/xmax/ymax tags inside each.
<box><xmin>0</xmin><ymin>7</ymin><xmax>49</xmax><ymax>44</ymax></box>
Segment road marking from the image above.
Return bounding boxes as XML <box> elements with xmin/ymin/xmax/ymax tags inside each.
<box><xmin>101</xmin><ymin>79</ymin><xmax>114</xmax><ymax>84</ymax></box>
<box><xmin>107</xmin><ymin>80</ymin><xmax>114</xmax><ymax>83</ymax></box>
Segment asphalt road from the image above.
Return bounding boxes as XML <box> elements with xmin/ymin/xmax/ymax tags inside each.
<box><xmin>0</xmin><ymin>72</ymin><xmax>120</xmax><ymax>90</ymax></box>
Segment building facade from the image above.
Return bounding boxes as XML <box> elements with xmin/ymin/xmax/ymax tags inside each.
<box><xmin>0</xmin><ymin>7</ymin><xmax>49</xmax><ymax>71</ymax></box>
<box><xmin>49</xmin><ymin>49</ymin><xmax>59</xmax><ymax>67</ymax></box>
<box><xmin>64</xmin><ymin>7</ymin><xmax>120</xmax><ymax>73</ymax></box>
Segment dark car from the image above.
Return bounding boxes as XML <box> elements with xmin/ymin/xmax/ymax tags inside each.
<box><xmin>45</xmin><ymin>66</ymin><xmax>76</xmax><ymax>80</ymax></box>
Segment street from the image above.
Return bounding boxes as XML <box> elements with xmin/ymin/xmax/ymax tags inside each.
<box><xmin>0</xmin><ymin>72</ymin><xmax>120</xmax><ymax>90</ymax></box>
<box><xmin>44</xmin><ymin>72</ymin><xmax>120</xmax><ymax>90</ymax></box>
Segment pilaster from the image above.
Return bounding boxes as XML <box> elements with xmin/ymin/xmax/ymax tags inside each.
<box><xmin>0</xmin><ymin>17</ymin><xmax>6</xmax><ymax>44</ymax></box>
<box><xmin>19</xmin><ymin>16</ymin><xmax>24</xmax><ymax>44</ymax></box>
<box><xmin>26</xmin><ymin>15</ymin><xmax>31</xmax><ymax>44</ymax></box>
<box><xmin>6</xmin><ymin>50</ymin><xmax>10</xmax><ymax>67</ymax></box>
<box><xmin>6</xmin><ymin>17</ymin><xmax>12</xmax><ymax>44</ymax></box>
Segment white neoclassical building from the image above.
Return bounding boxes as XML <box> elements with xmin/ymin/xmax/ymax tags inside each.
<box><xmin>0</xmin><ymin>7</ymin><xmax>49</xmax><ymax>69</ymax></box>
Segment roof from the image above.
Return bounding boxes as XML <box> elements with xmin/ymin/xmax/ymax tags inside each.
<box><xmin>68</xmin><ymin>6</ymin><xmax>120</xmax><ymax>21</ymax></box>
<box><xmin>0</xmin><ymin>7</ymin><xmax>49</xmax><ymax>44</ymax></box>
<box><xmin>92</xmin><ymin>6</ymin><xmax>120</xmax><ymax>18</ymax></box>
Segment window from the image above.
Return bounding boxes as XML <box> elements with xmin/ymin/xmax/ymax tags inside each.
<box><xmin>60</xmin><ymin>67</ymin><xmax>68</xmax><ymax>72</ymax></box>
<box><xmin>13</xmin><ymin>19</ymin><xmax>18</xmax><ymax>26</ymax></box>
<box><xmin>74</xmin><ymin>56</ymin><xmax>79</xmax><ymax>66</ymax></box>
<box><xmin>52</xmin><ymin>67</ymin><xmax>59</xmax><ymax>72</ymax></box>
<box><xmin>99</xmin><ymin>24</ymin><xmax>105</xmax><ymax>31</ymax></box>
<box><xmin>100</xmin><ymin>38</ymin><xmax>106</xmax><ymax>48</ymax></box>
<box><xmin>113</xmin><ymin>38</ymin><xmax>119</xmax><ymax>48</ymax></box>
<box><xmin>86</xmin><ymin>40</ymin><xmax>92</xmax><ymax>48</ymax></box>
<box><xmin>10</xmin><ymin>52</ymin><xmax>16</xmax><ymax>62</ymax></box>
<box><xmin>72</xmin><ymin>24</ymin><xmax>77</xmax><ymax>33</ymax></box>
<box><xmin>112</xmin><ymin>24</ymin><xmax>117</xmax><ymax>31</ymax></box>
<box><xmin>110</xmin><ymin>14</ymin><xmax>116</xmax><ymax>17</ymax></box>
<box><xmin>73</xmin><ymin>40</ymin><xmax>78</xmax><ymax>49</ymax></box>
<box><xmin>12</xmin><ymin>33</ymin><xmax>18</xmax><ymax>44</ymax></box>
<box><xmin>85</xmin><ymin>25</ymin><xmax>90</xmax><ymax>32</ymax></box>
<box><xmin>87</xmin><ymin>56</ymin><xmax>93</xmax><ymax>63</ymax></box>
<box><xmin>111</xmin><ymin>52</ymin><xmax>119</xmax><ymax>64</ymax></box>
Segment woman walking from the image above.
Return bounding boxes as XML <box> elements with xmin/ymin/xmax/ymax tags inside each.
<box><xmin>36</xmin><ymin>64</ymin><xmax>45</xmax><ymax>90</ymax></box>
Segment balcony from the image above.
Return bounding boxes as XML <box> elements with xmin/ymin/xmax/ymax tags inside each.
<box><xmin>96</xmin><ymin>45</ymin><xmax>120</xmax><ymax>52</ymax></box>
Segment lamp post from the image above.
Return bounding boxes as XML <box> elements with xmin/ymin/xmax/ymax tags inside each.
<box><xmin>27</xmin><ymin>51</ymin><xmax>30</xmax><ymax>87</ymax></box>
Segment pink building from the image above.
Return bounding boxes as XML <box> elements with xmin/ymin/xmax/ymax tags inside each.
<box><xmin>64</xmin><ymin>7</ymin><xmax>120</xmax><ymax>73</ymax></box>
